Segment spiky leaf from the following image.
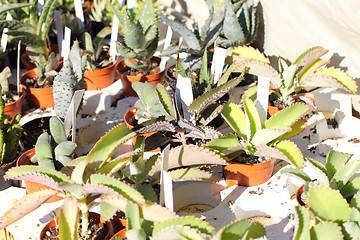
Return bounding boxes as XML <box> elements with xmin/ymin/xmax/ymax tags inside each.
<box><xmin>251</xmin><ymin>127</ymin><xmax>291</xmax><ymax>146</ymax></box>
<box><xmin>264</xmin><ymin>103</ymin><xmax>309</xmax><ymax>129</ymax></box>
<box><xmin>156</xmin><ymin>84</ymin><xmax>176</xmax><ymax>118</ymax></box>
<box><xmin>274</xmin><ymin>140</ymin><xmax>304</xmax><ymax>167</ymax></box>
<box><xmin>293</xmin><ymin>206</ymin><xmax>310</xmax><ymax>240</ymax></box>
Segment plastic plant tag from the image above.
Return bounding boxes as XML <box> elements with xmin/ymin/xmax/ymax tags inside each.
<box><xmin>162</xmin><ymin>170</ymin><xmax>174</xmax><ymax>212</ymax></box>
<box><xmin>62</xmin><ymin>27</ymin><xmax>71</xmax><ymax>61</ymax></box>
<box><xmin>54</xmin><ymin>10</ymin><xmax>63</xmax><ymax>55</ymax></box>
<box><xmin>16</xmin><ymin>40</ymin><xmax>21</xmax><ymax>96</ymax></box>
<box><xmin>256</xmin><ymin>76</ymin><xmax>270</xmax><ymax>124</ymax></box>
<box><xmin>332</xmin><ymin>93</ymin><xmax>352</xmax><ymax>116</ymax></box>
<box><xmin>176</xmin><ymin>75</ymin><xmax>194</xmax><ymax>121</ymax></box>
<box><xmin>64</xmin><ymin>89</ymin><xmax>85</xmax><ymax>141</ymax></box>
<box><xmin>110</xmin><ymin>15</ymin><xmax>120</xmax><ymax>60</ymax></box>
<box><xmin>0</xmin><ymin>13</ymin><xmax>12</xmax><ymax>52</ymax></box>
<box><xmin>210</xmin><ymin>47</ymin><xmax>227</xmax><ymax>84</ymax></box>
<box><xmin>118</xmin><ymin>0</ymin><xmax>125</xmax><ymax>7</ymax></box>
<box><xmin>127</xmin><ymin>0</ymin><xmax>137</xmax><ymax>9</ymax></box>
<box><xmin>159</xmin><ymin>26</ymin><xmax>173</xmax><ymax>71</ymax></box>
<box><xmin>38</xmin><ymin>0</ymin><xmax>44</xmax><ymax>12</ymax></box>
<box><xmin>74</xmin><ymin>0</ymin><xmax>85</xmax><ymax>29</ymax></box>
<box><xmin>160</xmin><ymin>145</ymin><xmax>171</xmax><ymax>206</ymax></box>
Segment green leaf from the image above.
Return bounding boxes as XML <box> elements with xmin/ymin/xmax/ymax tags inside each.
<box><xmin>138</xmin><ymin>0</ymin><xmax>157</xmax><ymax>42</ymax></box>
<box><xmin>123</xmin><ymin>11</ymin><xmax>146</xmax><ymax>51</ymax></box>
<box><xmin>168</xmin><ymin>168</ymin><xmax>219</xmax><ymax>182</ymax></box>
<box><xmin>307</xmin><ymin>186</ymin><xmax>351</xmax><ymax>222</ymax></box>
<box><xmin>274</xmin><ymin>140</ymin><xmax>304</xmax><ymax>168</ymax></box>
<box><xmin>307</xmin><ymin>158</ymin><xmax>329</xmax><ymax>185</ymax></box>
<box><xmin>59</xmin><ymin>197</ymin><xmax>78</xmax><ymax>240</ymax></box>
<box><xmin>293</xmin><ymin>206</ymin><xmax>310</xmax><ymax>240</ymax></box>
<box><xmin>314</xmin><ymin>67</ymin><xmax>357</xmax><ymax>94</ymax></box>
<box><xmin>0</xmin><ymin>3</ymin><xmax>31</xmax><ymax>15</ymax></box>
<box><xmin>212</xmin><ymin>219</ymin><xmax>265</xmax><ymax>240</ymax></box>
<box><xmin>153</xmin><ymin>216</ymin><xmax>214</xmax><ymax>236</ymax></box>
<box><xmin>350</xmin><ymin>191</ymin><xmax>360</xmax><ymax>210</ymax></box>
<box><xmin>221</xmin><ymin>103</ymin><xmax>247</xmax><ymax>139</ymax></box>
<box><xmin>343</xmin><ymin>222</ymin><xmax>360</xmax><ymax>240</ymax></box>
<box><xmin>326</xmin><ymin>150</ymin><xmax>352</xmax><ymax>180</ymax></box>
<box><xmin>205</xmin><ymin>133</ymin><xmax>241</xmax><ymax>153</ymax></box>
<box><xmin>243</xmin><ymin>97</ymin><xmax>261</xmax><ymax>141</ymax></box>
<box><xmin>251</xmin><ymin>127</ymin><xmax>291</xmax><ymax>147</ymax></box>
<box><xmin>282</xmin><ymin>168</ymin><xmax>312</xmax><ymax>182</ymax></box>
<box><xmin>330</xmin><ymin>160</ymin><xmax>360</xmax><ymax>191</ymax></box>
<box><xmin>156</xmin><ymin>84</ymin><xmax>176</xmax><ymax>119</ymax></box>
<box><xmin>223</xmin><ymin>1</ymin><xmax>245</xmax><ymax>42</ymax></box>
<box><xmin>100</xmin><ymin>202</ymin><xmax>119</xmax><ymax>222</ymax></box>
<box><xmin>264</xmin><ymin>103</ymin><xmax>309</xmax><ymax>129</ymax></box>
<box><xmin>341</xmin><ymin>176</ymin><xmax>360</xmax><ymax>199</ymax></box>
<box><xmin>310</xmin><ymin>221</ymin><xmax>343</xmax><ymax>240</ymax></box>
<box><xmin>126</xmin><ymin>202</ymin><xmax>142</xmax><ymax>230</ymax></box>
<box><xmin>5</xmin><ymin>165</ymin><xmax>69</xmax><ymax>183</ymax></box>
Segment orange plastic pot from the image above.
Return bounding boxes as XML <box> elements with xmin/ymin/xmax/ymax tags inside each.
<box><xmin>4</xmin><ymin>84</ymin><xmax>24</xmax><ymax>119</ymax></box>
<box><xmin>124</xmin><ymin>107</ymin><xmax>159</xmax><ymax>152</ymax></box>
<box><xmin>20</xmin><ymin>68</ymin><xmax>54</xmax><ymax>108</ymax></box>
<box><xmin>40</xmin><ymin>212</ymin><xmax>111</xmax><ymax>240</ymax></box>
<box><xmin>116</xmin><ymin>57</ymin><xmax>166</xmax><ymax>97</ymax></box>
<box><xmin>84</xmin><ymin>61</ymin><xmax>116</xmax><ymax>90</ymax></box>
<box><xmin>267</xmin><ymin>106</ymin><xmax>280</xmax><ymax>118</ymax></box>
<box><xmin>296</xmin><ymin>184</ymin><xmax>306</xmax><ymax>207</ymax></box>
<box><xmin>110</xmin><ymin>218</ymin><xmax>127</xmax><ymax>239</ymax></box>
<box><xmin>223</xmin><ymin>158</ymin><xmax>276</xmax><ymax>187</ymax></box>
<box><xmin>16</xmin><ymin>148</ymin><xmax>63</xmax><ymax>203</ymax></box>
<box><xmin>21</xmin><ymin>52</ymin><xmax>36</xmax><ymax>70</ymax></box>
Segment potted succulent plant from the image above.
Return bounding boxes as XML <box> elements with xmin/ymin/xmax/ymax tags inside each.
<box><xmin>229</xmin><ymin>46</ymin><xmax>358</xmax><ymax>114</ymax></box>
<box><xmin>112</xmin><ymin>0</ymin><xmax>166</xmax><ymax>97</ymax></box>
<box><xmin>83</xmin><ymin>27</ymin><xmax>117</xmax><ymax>90</ymax></box>
<box><xmin>206</xmin><ymin>97</ymin><xmax>309</xmax><ymax>187</ymax></box>
<box><xmin>283</xmin><ymin>150</ymin><xmax>360</xmax><ymax>207</ymax></box>
<box><xmin>0</xmin><ymin>67</ymin><xmax>24</xmax><ymax>119</ymax></box>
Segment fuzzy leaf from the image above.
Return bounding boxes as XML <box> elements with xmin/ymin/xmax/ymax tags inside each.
<box><xmin>90</xmin><ymin>174</ymin><xmax>145</xmax><ymax>205</ymax></box>
<box><xmin>168</xmin><ymin>168</ymin><xmax>219</xmax><ymax>182</ymax></box>
<box><xmin>150</xmin><ymin>145</ymin><xmax>228</xmax><ymax>175</ymax></box>
<box><xmin>293</xmin><ymin>206</ymin><xmax>310</xmax><ymax>240</ymax></box>
<box><xmin>153</xmin><ymin>216</ymin><xmax>214</xmax><ymax>236</ymax></box>
<box><xmin>0</xmin><ymin>190</ymin><xmax>58</xmax><ymax>229</ymax></box>
<box><xmin>307</xmin><ymin>186</ymin><xmax>351</xmax><ymax>222</ymax></box>
<box><xmin>221</xmin><ymin>103</ymin><xmax>247</xmax><ymax>139</ymax></box>
<box><xmin>264</xmin><ymin>103</ymin><xmax>309</xmax><ymax>129</ymax></box>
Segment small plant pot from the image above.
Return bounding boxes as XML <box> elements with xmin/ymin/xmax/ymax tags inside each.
<box><xmin>124</xmin><ymin>107</ymin><xmax>159</xmax><ymax>151</ymax></box>
<box><xmin>40</xmin><ymin>212</ymin><xmax>111</xmax><ymax>240</ymax></box>
<box><xmin>16</xmin><ymin>148</ymin><xmax>63</xmax><ymax>203</ymax></box>
<box><xmin>110</xmin><ymin>218</ymin><xmax>127</xmax><ymax>239</ymax></box>
<box><xmin>267</xmin><ymin>106</ymin><xmax>280</xmax><ymax>118</ymax></box>
<box><xmin>21</xmin><ymin>51</ymin><xmax>36</xmax><ymax>71</ymax></box>
<box><xmin>116</xmin><ymin>57</ymin><xmax>166</xmax><ymax>97</ymax></box>
<box><xmin>84</xmin><ymin>61</ymin><xmax>116</xmax><ymax>90</ymax></box>
<box><xmin>223</xmin><ymin>158</ymin><xmax>276</xmax><ymax>187</ymax></box>
<box><xmin>296</xmin><ymin>184</ymin><xmax>306</xmax><ymax>207</ymax></box>
<box><xmin>20</xmin><ymin>69</ymin><xmax>54</xmax><ymax>108</ymax></box>
<box><xmin>4</xmin><ymin>84</ymin><xmax>24</xmax><ymax>120</ymax></box>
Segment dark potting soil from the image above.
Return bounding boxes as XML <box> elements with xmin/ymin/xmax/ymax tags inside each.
<box><xmin>24</xmin><ymin>77</ymin><xmax>53</xmax><ymax>88</ymax></box>
<box><xmin>3</xmin><ymin>90</ymin><xmax>20</xmax><ymax>104</ymax></box>
<box><xmin>123</xmin><ymin>61</ymin><xmax>161</xmax><ymax>77</ymax></box>
<box><xmin>20</xmin><ymin>116</ymin><xmax>50</xmax><ymax>151</ymax></box>
<box><xmin>42</xmin><ymin>218</ymin><xmax>109</xmax><ymax>240</ymax></box>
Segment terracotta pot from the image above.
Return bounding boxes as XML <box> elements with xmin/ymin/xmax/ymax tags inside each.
<box><xmin>84</xmin><ymin>61</ymin><xmax>116</xmax><ymax>90</ymax></box>
<box><xmin>223</xmin><ymin>158</ymin><xmax>276</xmax><ymax>187</ymax></box>
<box><xmin>110</xmin><ymin>218</ymin><xmax>127</xmax><ymax>239</ymax></box>
<box><xmin>296</xmin><ymin>184</ymin><xmax>306</xmax><ymax>207</ymax></box>
<box><xmin>20</xmin><ymin>68</ymin><xmax>54</xmax><ymax>108</ymax></box>
<box><xmin>116</xmin><ymin>57</ymin><xmax>166</xmax><ymax>97</ymax></box>
<box><xmin>21</xmin><ymin>52</ymin><xmax>36</xmax><ymax>71</ymax></box>
<box><xmin>267</xmin><ymin>106</ymin><xmax>280</xmax><ymax>118</ymax></box>
<box><xmin>124</xmin><ymin>107</ymin><xmax>159</xmax><ymax>151</ymax></box>
<box><xmin>16</xmin><ymin>148</ymin><xmax>63</xmax><ymax>203</ymax></box>
<box><xmin>4</xmin><ymin>84</ymin><xmax>24</xmax><ymax>119</ymax></box>
<box><xmin>40</xmin><ymin>212</ymin><xmax>111</xmax><ymax>240</ymax></box>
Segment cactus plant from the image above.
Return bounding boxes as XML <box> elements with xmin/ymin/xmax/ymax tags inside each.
<box><xmin>206</xmin><ymin>97</ymin><xmax>309</xmax><ymax>167</ymax></box>
<box><xmin>283</xmin><ymin>150</ymin><xmax>360</xmax><ymax>201</ymax></box>
<box><xmin>53</xmin><ymin>40</ymin><xmax>86</xmax><ymax>118</ymax></box>
<box><xmin>0</xmin><ymin>93</ymin><xmax>22</xmax><ymax>166</ymax></box>
<box><xmin>30</xmin><ymin>116</ymin><xmax>76</xmax><ymax>170</ymax></box>
<box><xmin>230</xmin><ymin>46</ymin><xmax>358</xmax><ymax>107</ymax></box>
<box><xmin>112</xmin><ymin>0</ymin><xmax>159</xmax><ymax>70</ymax></box>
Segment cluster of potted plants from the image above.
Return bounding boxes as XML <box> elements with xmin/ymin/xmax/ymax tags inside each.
<box><xmin>0</xmin><ymin>0</ymin><xmax>359</xmax><ymax>239</ymax></box>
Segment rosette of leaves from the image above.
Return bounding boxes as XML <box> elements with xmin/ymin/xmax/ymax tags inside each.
<box><xmin>53</xmin><ymin>40</ymin><xmax>86</xmax><ymax>119</ymax></box>
<box><xmin>293</xmin><ymin>186</ymin><xmax>360</xmax><ymax>239</ymax></box>
<box><xmin>112</xmin><ymin>0</ymin><xmax>159</xmax><ymax>70</ymax></box>
<box><xmin>206</xmin><ymin>97</ymin><xmax>309</xmax><ymax>167</ymax></box>
<box><xmin>0</xmin><ymin>0</ymin><xmax>57</xmax><ymax>58</ymax></box>
<box><xmin>230</xmin><ymin>46</ymin><xmax>358</xmax><ymax>107</ymax></box>
<box><xmin>283</xmin><ymin>150</ymin><xmax>360</xmax><ymax>201</ymax></box>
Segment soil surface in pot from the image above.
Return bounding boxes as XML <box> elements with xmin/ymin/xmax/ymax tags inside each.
<box><xmin>123</xmin><ymin>60</ymin><xmax>161</xmax><ymax>76</ymax></box>
<box><xmin>3</xmin><ymin>90</ymin><xmax>21</xmax><ymax>104</ymax></box>
<box><xmin>20</xmin><ymin>117</ymin><xmax>50</xmax><ymax>150</ymax></box>
<box><xmin>246</xmin><ymin>216</ymin><xmax>275</xmax><ymax>226</ymax></box>
<box><xmin>42</xmin><ymin>218</ymin><xmax>109</xmax><ymax>240</ymax></box>
<box><xmin>24</xmin><ymin>76</ymin><xmax>53</xmax><ymax>88</ymax></box>
<box><xmin>84</xmin><ymin>50</ymin><xmax>114</xmax><ymax>71</ymax></box>
<box><xmin>234</xmin><ymin>155</ymin><xmax>271</xmax><ymax>164</ymax></box>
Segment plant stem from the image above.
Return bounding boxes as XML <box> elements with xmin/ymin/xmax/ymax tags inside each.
<box><xmin>78</xmin><ymin>200</ymin><xmax>89</xmax><ymax>238</ymax></box>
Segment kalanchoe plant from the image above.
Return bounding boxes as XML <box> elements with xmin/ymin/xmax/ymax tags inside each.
<box><xmin>83</xmin><ymin>27</ymin><xmax>113</xmax><ymax>70</ymax></box>
<box><xmin>1</xmin><ymin>123</ymin><xmax>177</xmax><ymax>238</ymax></box>
<box><xmin>0</xmin><ymin>94</ymin><xmax>22</xmax><ymax>166</ymax></box>
<box><xmin>293</xmin><ymin>186</ymin><xmax>360</xmax><ymax>239</ymax></box>
<box><xmin>283</xmin><ymin>150</ymin><xmax>360</xmax><ymax>202</ymax></box>
<box><xmin>31</xmin><ymin>116</ymin><xmax>77</xmax><ymax>170</ymax></box>
<box><xmin>230</xmin><ymin>46</ymin><xmax>358</xmax><ymax>107</ymax></box>
<box><xmin>53</xmin><ymin>40</ymin><xmax>86</xmax><ymax>119</ymax></box>
<box><xmin>206</xmin><ymin>97</ymin><xmax>309</xmax><ymax>167</ymax></box>
<box><xmin>112</xmin><ymin>0</ymin><xmax>159</xmax><ymax>70</ymax></box>
<box><xmin>0</xmin><ymin>66</ymin><xmax>20</xmax><ymax>104</ymax></box>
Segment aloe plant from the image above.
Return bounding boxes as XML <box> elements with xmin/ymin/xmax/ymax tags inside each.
<box><xmin>206</xmin><ymin>97</ymin><xmax>309</xmax><ymax>167</ymax></box>
<box><xmin>30</xmin><ymin>116</ymin><xmax>76</xmax><ymax>170</ymax></box>
<box><xmin>230</xmin><ymin>46</ymin><xmax>358</xmax><ymax>107</ymax></box>
<box><xmin>293</xmin><ymin>186</ymin><xmax>360</xmax><ymax>240</ymax></box>
<box><xmin>112</xmin><ymin>0</ymin><xmax>159</xmax><ymax>70</ymax></box>
<box><xmin>283</xmin><ymin>150</ymin><xmax>360</xmax><ymax>200</ymax></box>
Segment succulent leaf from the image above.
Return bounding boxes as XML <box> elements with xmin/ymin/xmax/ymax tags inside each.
<box><xmin>341</xmin><ymin>176</ymin><xmax>360</xmax><ymax>199</ymax></box>
<box><xmin>168</xmin><ymin>168</ymin><xmax>219</xmax><ymax>182</ymax></box>
<box><xmin>310</xmin><ymin>221</ymin><xmax>343</xmax><ymax>239</ymax></box>
<box><xmin>243</xmin><ymin>97</ymin><xmax>261</xmax><ymax>140</ymax></box>
<box><xmin>221</xmin><ymin>102</ymin><xmax>247</xmax><ymax>139</ymax></box>
<box><xmin>123</xmin><ymin>11</ymin><xmax>146</xmax><ymax>51</ymax></box>
<box><xmin>264</xmin><ymin>103</ymin><xmax>309</xmax><ymax>129</ymax></box>
<box><xmin>293</xmin><ymin>206</ymin><xmax>310</xmax><ymax>240</ymax></box>
<box><xmin>205</xmin><ymin>133</ymin><xmax>241</xmax><ymax>155</ymax></box>
<box><xmin>274</xmin><ymin>140</ymin><xmax>304</xmax><ymax>168</ymax></box>
<box><xmin>212</xmin><ymin>219</ymin><xmax>265</xmax><ymax>240</ymax></box>
<box><xmin>282</xmin><ymin>167</ymin><xmax>312</xmax><ymax>182</ymax></box>
<box><xmin>230</xmin><ymin>45</ymin><xmax>270</xmax><ymax>63</ymax></box>
<box><xmin>325</xmin><ymin>150</ymin><xmax>352</xmax><ymax>180</ymax></box>
<box><xmin>5</xmin><ymin>165</ymin><xmax>70</xmax><ymax>183</ymax></box>
<box><xmin>251</xmin><ymin>127</ymin><xmax>291</xmax><ymax>147</ymax></box>
<box><xmin>330</xmin><ymin>160</ymin><xmax>360</xmax><ymax>191</ymax></box>
<box><xmin>156</xmin><ymin>84</ymin><xmax>176</xmax><ymax>119</ymax></box>
<box><xmin>223</xmin><ymin>1</ymin><xmax>245</xmax><ymax>42</ymax></box>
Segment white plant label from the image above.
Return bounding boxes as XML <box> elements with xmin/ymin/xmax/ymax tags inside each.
<box><xmin>332</xmin><ymin>94</ymin><xmax>352</xmax><ymax>116</ymax></box>
<box><xmin>162</xmin><ymin>170</ymin><xmax>174</xmax><ymax>211</ymax></box>
<box><xmin>64</xmin><ymin>89</ymin><xmax>85</xmax><ymax>141</ymax></box>
<box><xmin>1</xmin><ymin>13</ymin><xmax>12</xmax><ymax>52</ymax></box>
<box><xmin>54</xmin><ymin>10</ymin><xmax>63</xmax><ymax>54</ymax></box>
<box><xmin>210</xmin><ymin>47</ymin><xmax>227</xmax><ymax>84</ymax></box>
<box><xmin>176</xmin><ymin>75</ymin><xmax>194</xmax><ymax>121</ymax></box>
<box><xmin>38</xmin><ymin>0</ymin><xmax>44</xmax><ymax>13</ymax></box>
<box><xmin>73</xmin><ymin>0</ymin><xmax>85</xmax><ymax>29</ymax></box>
<box><xmin>110</xmin><ymin>15</ymin><xmax>120</xmax><ymax>60</ymax></box>
<box><xmin>62</xmin><ymin>27</ymin><xmax>71</xmax><ymax>61</ymax></box>
<box><xmin>160</xmin><ymin>144</ymin><xmax>172</xmax><ymax>208</ymax></box>
<box><xmin>17</xmin><ymin>40</ymin><xmax>21</xmax><ymax>96</ymax></box>
<box><xmin>159</xmin><ymin>26</ymin><xmax>173</xmax><ymax>71</ymax></box>
<box><xmin>256</xmin><ymin>76</ymin><xmax>270</xmax><ymax>124</ymax></box>
<box><xmin>127</xmin><ymin>0</ymin><xmax>137</xmax><ymax>9</ymax></box>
